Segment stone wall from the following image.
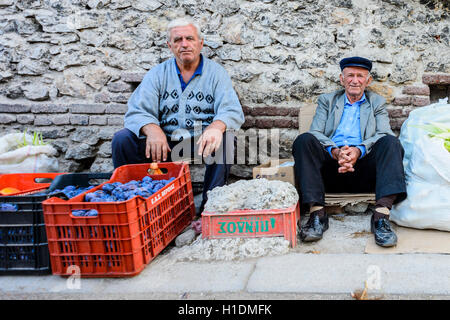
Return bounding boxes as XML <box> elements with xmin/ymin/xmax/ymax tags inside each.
<box><xmin>0</xmin><ymin>0</ymin><xmax>449</xmax><ymax>180</ymax></box>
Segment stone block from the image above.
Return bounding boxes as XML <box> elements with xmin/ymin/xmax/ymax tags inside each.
<box><xmin>98</xmin><ymin>141</ymin><xmax>112</xmax><ymax>157</ymax></box>
<box><xmin>241</xmin><ymin>117</ymin><xmax>256</xmax><ymax>129</ymax></box>
<box><xmin>344</xmin><ymin>202</ymin><xmax>369</xmax><ymax>214</ymax></box>
<box><xmin>110</xmin><ymin>94</ymin><xmax>130</xmax><ymax>104</ymax></box>
<box><xmin>422</xmin><ymin>73</ymin><xmax>450</xmax><ymax>85</ymax></box>
<box><xmin>22</xmin><ymin>85</ymin><xmax>49</xmax><ymax>101</ymax></box>
<box><xmin>387</xmin><ymin>107</ymin><xmax>404</xmax><ymax>118</ymax></box>
<box><xmin>70</xmin><ymin>115</ymin><xmax>89</xmax><ymax>125</ymax></box>
<box><xmin>0</xmin><ymin>114</ymin><xmax>16</xmax><ymax>124</ymax></box>
<box><xmin>0</xmin><ymin>104</ymin><xmax>31</xmax><ymax>113</ymax></box>
<box><xmin>65</xmin><ymin>143</ymin><xmax>96</xmax><ymax>160</ymax></box>
<box><xmin>94</xmin><ymin>93</ymin><xmax>111</xmax><ymax>103</ymax></box>
<box><xmin>16</xmin><ymin>114</ymin><xmax>35</xmax><ymax>124</ymax></box>
<box><xmin>31</xmin><ymin>104</ymin><xmax>69</xmax><ymax>113</ymax></box>
<box><xmin>272</xmin><ymin>118</ymin><xmax>297</xmax><ymax>128</ymax></box>
<box><xmin>255</xmin><ymin>118</ymin><xmax>274</xmax><ymax>129</ymax></box>
<box><xmin>52</xmin><ymin>115</ymin><xmax>71</xmax><ymax>125</ymax></box>
<box><xmin>402</xmin><ymin>85</ymin><xmax>430</xmax><ymax>96</ymax></box>
<box><xmin>105</xmin><ymin>104</ymin><xmax>128</xmax><ymax>114</ymax></box>
<box><xmin>71</xmin><ymin>128</ymin><xmax>100</xmax><ymax>145</ymax></box>
<box><xmin>392</xmin><ymin>96</ymin><xmax>411</xmax><ymax>106</ymax></box>
<box><xmin>70</xmin><ymin>104</ymin><xmax>106</xmax><ymax>114</ymax></box>
<box><xmin>249</xmin><ymin>106</ymin><xmax>293</xmax><ymax>117</ymax></box>
<box><xmin>412</xmin><ymin>96</ymin><xmax>430</xmax><ymax>107</ymax></box>
<box><xmin>121</xmin><ymin>72</ymin><xmax>146</xmax><ymax>83</ymax></box>
<box><xmin>34</xmin><ymin>115</ymin><xmax>53</xmax><ymax>126</ymax></box>
<box><xmin>107</xmin><ymin>115</ymin><xmax>124</xmax><ymax>125</ymax></box>
<box><xmin>107</xmin><ymin>81</ymin><xmax>134</xmax><ymax>93</ymax></box>
<box><xmin>175</xmin><ymin>228</ymin><xmax>196</xmax><ymax>247</ymax></box>
<box><xmin>89</xmin><ymin>157</ymin><xmax>114</xmax><ymax>172</ymax></box>
<box><xmin>89</xmin><ymin>115</ymin><xmax>107</xmax><ymax>125</ymax></box>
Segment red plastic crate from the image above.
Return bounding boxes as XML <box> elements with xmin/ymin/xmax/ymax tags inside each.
<box><xmin>0</xmin><ymin>173</ymin><xmax>65</xmax><ymax>196</ymax></box>
<box><xmin>202</xmin><ymin>202</ymin><xmax>300</xmax><ymax>247</ymax></box>
<box><xmin>42</xmin><ymin>162</ymin><xmax>195</xmax><ymax>277</ymax></box>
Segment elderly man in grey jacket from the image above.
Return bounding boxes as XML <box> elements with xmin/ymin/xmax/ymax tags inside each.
<box><xmin>292</xmin><ymin>56</ymin><xmax>406</xmax><ymax>247</ymax></box>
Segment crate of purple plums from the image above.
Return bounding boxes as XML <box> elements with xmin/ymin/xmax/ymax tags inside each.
<box><xmin>42</xmin><ymin>162</ymin><xmax>195</xmax><ymax>277</ymax></box>
<box><xmin>0</xmin><ymin>172</ymin><xmax>113</xmax><ymax>275</ymax></box>
<box><xmin>0</xmin><ymin>172</ymin><xmax>104</xmax><ymax>275</ymax></box>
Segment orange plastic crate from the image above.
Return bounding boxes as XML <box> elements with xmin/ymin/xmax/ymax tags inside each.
<box><xmin>202</xmin><ymin>202</ymin><xmax>300</xmax><ymax>247</ymax></box>
<box><xmin>0</xmin><ymin>173</ymin><xmax>66</xmax><ymax>196</ymax></box>
<box><xmin>42</xmin><ymin>162</ymin><xmax>195</xmax><ymax>277</ymax></box>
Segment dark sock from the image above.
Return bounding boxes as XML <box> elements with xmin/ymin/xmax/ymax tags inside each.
<box><xmin>373</xmin><ymin>206</ymin><xmax>389</xmax><ymax>222</ymax></box>
<box><xmin>309</xmin><ymin>203</ymin><xmax>325</xmax><ymax>218</ymax></box>
<box><xmin>376</xmin><ymin>194</ymin><xmax>397</xmax><ymax>210</ymax></box>
<box><xmin>373</xmin><ymin>195</ymin><xmax>397</xmax><ymax>222</ymax></box>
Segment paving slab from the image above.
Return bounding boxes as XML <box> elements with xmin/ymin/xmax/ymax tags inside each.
<box><xmin>100</xmin><ymin>259</ymin><xmax>256</xmax><ymax>293</ymax></box>
<box><xmin>247</xmin><ymin>253</ymin><xmax>450</xmax><ymax>295</ymax></box>
<box><xmin>0</xmin><ymin>258</ymin><xmax>255</xmax><ymax>295</ymax></box>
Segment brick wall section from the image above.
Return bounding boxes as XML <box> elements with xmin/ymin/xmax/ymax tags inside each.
<box><xmin>389</xmin><ymin>73</ymin><xmax>450</xmax><ymax>131</ymax></box>
<box><xmin>242</xmin><ymin>105</ymin><xmax>299</xmax><ymax>129</ymax></box>
<box><xmin>2</xmin><ymin>72</ymin><xmax>448</xmax><ymax>172</ymax></box>
<box><xmin>422</xmin><ymin>74</ymin><xmax>450</xmax><ymax>85</ymax></box>
<box><xmin>402</xmin><ymin>85</ymin><xmax>430</xmax><ymax>96</ymax></box>
<box><xmin>1</xmin><ymin>103</ymin><xmax>298</xmax><ymax>128</ymax></box>
<box><xmin>0</xmin><ymin>103</ymin><xmax>129</xmax><ymax>126</ymax></box>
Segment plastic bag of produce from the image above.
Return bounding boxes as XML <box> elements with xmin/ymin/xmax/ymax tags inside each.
<box><xmin>391</xmin><ymin>98</ymin><xmax>450</xmax><ymax>231</ymax></box>
<box><xmin>0</xmin><ymin>132</ymin><xmax>59</xmax><ymax>173</ymax></box>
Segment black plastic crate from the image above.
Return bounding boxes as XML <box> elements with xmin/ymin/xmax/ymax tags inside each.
<box><xmin>0</xmin><ymin>224</ymin><xmax>47</xmax><ymax>244</ymax></box>
<box><xmin>0</xmin><ymin>243</ymin><xmax>50</xmax><ymax>275</ymax></box>
<box><xmin>0</xmin><ymin>172</ymin><xmax>112</xmax><ymax>275</ymax></box>
<box><xmin>0</xmin><ymin>194</ymin><xmax>51</xmax><ymax>275</ymax></box>
<box><xmin>47</xmin><ymin>172</ymin><xmax>112</xmax><ymax>194</ymax></box>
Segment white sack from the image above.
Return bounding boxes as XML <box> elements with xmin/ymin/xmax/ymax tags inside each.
<box><xmin>391</xmin><ymin>100</ymin><xmax>450</xmax><ymax>231</ymax></box>
<box><xmin>0</xmin><ymin>132</ymin><xmax>59</xmax><ymax>173</ymax></box>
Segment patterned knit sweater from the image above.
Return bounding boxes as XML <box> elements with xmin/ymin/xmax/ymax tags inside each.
<box><xmin>124</xmin><ymin>55</ymin><xmax>245</xmax><ymax>141</ymax></box>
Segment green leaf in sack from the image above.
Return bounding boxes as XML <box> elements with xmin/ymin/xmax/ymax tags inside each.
<box><xmin>16</xmin><ymin>129</ymin><xmax>29</xmax><ymax>148</ymax></box>
<box><xmin>433</xmin><ymin>132</ymin><xmax>450</xmax><ymax>140</ymax></box>
<box><xmin>429</xmin><ymin>121</ymin><xmax>450</xmax><ymax>133</ymax></box>
<box><xmin>444</xmin><ymin>140</ymin><xmax>450</xmax><ymax>153</ymax></box>
<box><xmin>411</xmin><ymin>123</ymin><xmax>450</xmax><ymax>135</ymax></box>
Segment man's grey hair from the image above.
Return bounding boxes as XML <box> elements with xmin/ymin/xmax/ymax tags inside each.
<box><xmin>341</xmin><ymin>70</ymin><xmax>372</xmax><ymax>80</ymax></box>
<box><xmin>167</xmin><ymin>17</ymin><xmax>203</xmax><ymax>41</ymax></box>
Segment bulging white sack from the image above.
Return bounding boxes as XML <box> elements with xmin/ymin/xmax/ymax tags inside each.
<box><xmin>391</xmin><ymin>100</ymin><xmax>450</xmax><ymax>231</ymax></box>
<box><xmin>0</xmin><ymin>132</ymin><xmax>59</xmax><ymax>173</ymax></box>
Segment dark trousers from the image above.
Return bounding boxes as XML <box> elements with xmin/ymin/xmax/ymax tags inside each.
<box><xmin>292</xmin><ymin>133</ymin><xmax>407</xmax><ymax>207</ymax></box>
<box><xmin>111</xmin><ymin>128</ymin><xmax>234</xmax><ymax>212</ymax></box>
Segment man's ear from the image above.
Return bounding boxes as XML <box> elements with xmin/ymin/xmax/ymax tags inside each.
<box><xmin>366</xmin><ymin>74</ymin><xmax>373</xmax><ymax>86</ymax></box>
<box><xmin>339</xmin><ymin>73</ymin><xmax>344</xmax><ymax>86</ymax></box>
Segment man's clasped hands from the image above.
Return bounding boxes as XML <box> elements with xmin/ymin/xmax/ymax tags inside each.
<box><xmin>331</xmin><ymin>146</ymin><xmax>362</xmax><ymax>173</ymax></box>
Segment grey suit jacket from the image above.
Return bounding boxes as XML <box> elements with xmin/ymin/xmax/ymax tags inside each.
<box><xmin>308</xmin><ymin>89</ymin><xmax>394</xmax><ymax>155</ymax></box>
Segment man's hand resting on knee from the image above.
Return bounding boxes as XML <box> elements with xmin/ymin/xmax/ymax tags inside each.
<box><xmin>331</xmin><ymin>145</ymin><xmax>361</xmax><ymax>173</ymax></box>
<box><xmin>197</xmin><ymin>120</ymin><xmax>226</xmax><ymax>158</ymax></box>
<box><xmin>141</xmin><ymin>123</ymin><xmax>171</xmax><ymax>162</ymax></box>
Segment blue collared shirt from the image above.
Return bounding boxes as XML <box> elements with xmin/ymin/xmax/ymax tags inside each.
<box><xmin>326</xmin><ymin>94</ymin><xmax>367</xmax><ymax>158</ymax></box>
<box><xmin>174</xmin><ymin>55</ymin><xmax>204</xmax><ymax>92</ymax></box>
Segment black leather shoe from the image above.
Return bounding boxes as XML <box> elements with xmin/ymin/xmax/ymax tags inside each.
<box><xmin>370</xmin><ymin>213</ymin><xmax>397</xmax><ymax>247</ymax></box>
<box><xmin>299</xmin><ymin>212</ymin><xmax>329</xmax><ymax>242</ymax></box>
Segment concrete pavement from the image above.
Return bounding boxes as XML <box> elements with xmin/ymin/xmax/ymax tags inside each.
<box><xmin>1</xmin><ymin>212</ymin><xmax>449</xmax><ymax>300</ymax></box>
<box><xmin>1</xmin><ymin>252</ymin><xmax>449</xmax><ymax>300</ymax></box>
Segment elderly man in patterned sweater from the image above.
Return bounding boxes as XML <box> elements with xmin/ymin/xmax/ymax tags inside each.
<box><xmin>112</xmin><ymin>17</ymin><xmax>245</xmax><ymax>215</ymax></box>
